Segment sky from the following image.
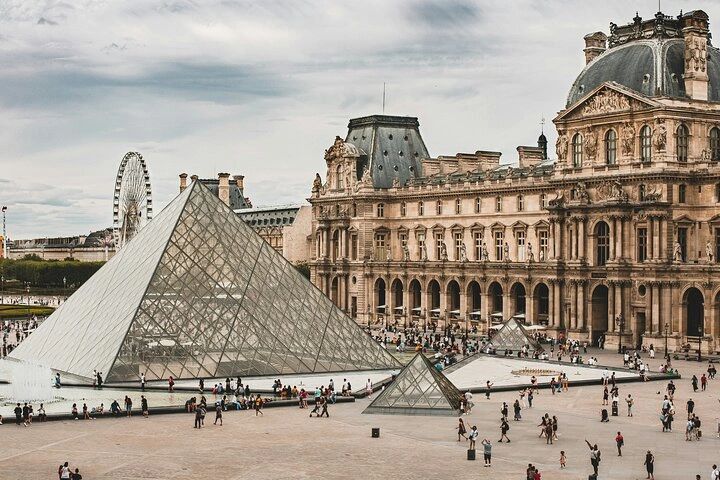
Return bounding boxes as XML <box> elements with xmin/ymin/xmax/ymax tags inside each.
<box><xmin>1</xmin><ymin>0</ymin><xmax>719</xmax><ymax>239</ymax></box>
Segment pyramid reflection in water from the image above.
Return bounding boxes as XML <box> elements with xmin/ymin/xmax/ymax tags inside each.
<box><xmin>9</xmin><ymin>182</ymin><xmax>399</xmax><ymax>382</ymax></box>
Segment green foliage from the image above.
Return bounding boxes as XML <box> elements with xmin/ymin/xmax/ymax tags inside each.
<box><xmin>0</xmin><ymin>305</ymin><xmax>55</xmax><ymax>319</ymax></box>
<box><xmin>0</xmin><ymin>258</ymin><xmax>104</xmax><ymax>289</ymax></box>
<box><xmin>294</xmin><ymin>261</ymin><xmax>310</xmax><ymax>280</ymax></box>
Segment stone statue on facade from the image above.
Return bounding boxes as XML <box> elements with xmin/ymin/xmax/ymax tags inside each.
<box><xmin>706</xmin><ymin>240</ymin><xmax>714</xmax><ymax>263</ymax></box>
<box><xmin>539</xmin><ymin>247</ymin><xmax>545</xmax><ymax>262</ymax></box>
<box><xmin>402</xmin><ymin>244</ymin><xmax>410</xmax><ymax>262</ymax></box>
<box><xmin>526</xmin><ymin>243</ymin><xmax>534</xmax><ymax>263</ymax></box>
<box><xmin>576</xmin><ymin>181</ymin><xmax>590</xmax><ymax>203</ymax></box>
<box><xmin>440</xmin><ymin>241</ymin><xmax>448</xmax><ymax>261</ymax></box>
<box><xmin>419</xmin><ymin>243</ymin><xmax>428</xmax><ymax>262</ymax></box>
<box><xmin>673</xmin><ymin>241</ymin><xmax>683</xmax><ymax>262</ymax></box>
<box><xmin>584</xmin><ymin>129</ymin><xmax>598</xmax><ymax>160</ymax></box>
<box><xmin>653</xmin><ymin>121</ymin><xmax>667</xmax><ymax>152</ymax></box>
<box><xmin>481</xmin><ymin>242</ymin><xmax>489</xmax><ymax>261</ymax></box>
<box><xmin>503</xmin><ymin>241</ymin><xmax>510</xmax><ymax>261</ymax></box>
<box><xmin>312</xmin><ymin>173</ymin><xmax>322</xmax><ymax>192</ymax></box>
<box><xmin>392</xmin><ymin>177</ymin><xmax>400</xmax><ymax>188</ymax></box>
<box><xmin>556</xmin><ymin>134</ymin><xmax>568</xmax><ymax>160</ymax></box>
<box><xmin>459</xmin><ymin>242</ymin><xmax>468</xmax><ymax>262</ymax></box>
<box><xmin>621</xmin><ymin>123</ymin><xmax>635</xmax><ymax>156</ymax></box>
<box><xmin>361</xmin><ymin>167</ymin><xmax>372</xmax><ymax>186</ymax></box>
<box><xmin>386</xmin><ymin>247</ymin><xmax>392</xmax><ymax>262</ymax></box>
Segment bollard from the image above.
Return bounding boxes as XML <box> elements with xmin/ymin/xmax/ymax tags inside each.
<box><xmin>371</xmin><ymin>427</ymin><xmax>380</xmax><ymax>438</ymax></box>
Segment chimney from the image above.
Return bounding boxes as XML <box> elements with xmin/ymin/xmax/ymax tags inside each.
<box><xmin>583</xmin><ymin>32</ymin><xmax>607</xmax><ymax>64</ymax></box>
<box><xmin>233</xmin><ymin>175</ymin><xmax>245</xmax><ymax>190</ymax></box>
<box><xmin>179</xmin><ymin>173</ymin><xmax>188</xmax><ymax>192</ymax></box>
<box><xmin>517</xmin><ymin>146</ymin><xmax>544</xmax><ymax>168</ymax></box>
<box><xmin>218</xmin><ymin>172</ymin><xmax>230</xmax><ymax>206</ymax></box>
<box><xmin>682</xmin><ymin>10</ymin><xmax>710</xmax><ymax>101</ymax></box>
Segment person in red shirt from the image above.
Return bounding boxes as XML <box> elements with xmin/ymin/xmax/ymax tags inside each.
<box><xmin>615</xmin><ymin>431</ymin><xmax>624</xmax><ymax>456</ymax></box>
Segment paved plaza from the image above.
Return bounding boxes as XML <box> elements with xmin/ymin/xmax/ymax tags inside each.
<box><xmin>0</xmin><ymin>349</ymin><xmax>716</xmax><ymax>479</ymax></box>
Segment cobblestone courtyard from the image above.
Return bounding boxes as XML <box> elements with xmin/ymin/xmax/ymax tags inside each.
<box><xmin>0</xmin><ymin>350</ymin><xmax>716</xmax><ymax>479</ymax></box>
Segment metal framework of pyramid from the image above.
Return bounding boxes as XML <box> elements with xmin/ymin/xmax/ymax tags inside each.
<box><xmin>487</xmin><ymin>318</ymin><xmax>543</xmax><ymax>352</ymax></box>
<box><xmin>363</xmin><ymin>353</ymin><xmax>462</xmax><ymax>416</ymax></box>
<box><xmin>9</xmin><ymin>181</ymin><xmax>399</xmax><ymax>382</ymax></box>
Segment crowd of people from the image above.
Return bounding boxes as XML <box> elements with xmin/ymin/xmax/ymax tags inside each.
<box><xmin>1</xmin><ymin>317</ymin><xmax>42</xmax><ymax>357</ymax></box>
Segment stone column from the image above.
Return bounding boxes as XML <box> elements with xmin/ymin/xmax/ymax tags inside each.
<box><xmin>645</xmin><ymin>283</ymin><xmax>653</xmax><ymax>334</ymax></box>
<box><xmin>570</xmin><ymin>282</ymin><xmax>577</xmax><ymax>329</ymax></box>
<box><xmin>527</xmin><ymin>293</ymin><xmax>535</xmax><ymax>325</ymax></box>
<box><xmin>482</xmin><ymin>290</ymin><xmax>491</xmax><ymax>332</ymax></box>
<box><xmin>615</xmin><ymin>283</ymin><xmax>623</xmax><ymax>324</ymax></box>
<box><xmin>653</xmin><ymin>217</ymin><xmax>661</xmax><ymax>261</ymax></box>
<box><xmin>651</xmin><ymin>283</ymin><xmax>660</xmax><ymax>334</ymax></box>
<box><xmin>503</xmin><ymin>290</ymin><xmax>511</xmax><ymax>321</ymax></box>
<box><xmin>421</xmin><ymin>281</ymin><xmax>429</xmax><ymax>329</ymax></box>
<box><xmin>459</xmin><ymin>289</ymin><xmax>468</xmax><ymax>329</ymax></box>
<box><xmin>617</xmin><ymin>217</ymin><xmax>624</xmax><ymax>260</ymax></box>
<box><xmin>578</xmin><ymin>218</ymin><xmax>586</xmax><ymax>260</ymax></box>
<box><xmin>403</xmin><ymin>283</ymin><xmax>411</xmax><ymax>327</ymax></box>
<box><xmin>553</xmin><ymin>220</ymin><xmax>561</xmax><ymax>260</ymax></box>
<box><xmin>555</xmin><ymin>281</ymin><xmax>563</xmax><ymax>328</ymax></box>
<box><xmin>577</xmin><ymin>281</ymin><xmax>585</xmax><ymax>330</ymax></box>
<box><xmin>548</xmin><ymin>281</ymin><xmax>555</xmax><ymax>327</ymax></box>
<box><xmin>608</xmin><ymin>283</ymin><xmax>616</xmax><ymax>332</ymax></box>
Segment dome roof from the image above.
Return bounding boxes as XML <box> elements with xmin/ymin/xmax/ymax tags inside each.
<box><xmin>567</xmin><ymin>11</ymin><xmax>720</xmax><ymax>107</ymax></box>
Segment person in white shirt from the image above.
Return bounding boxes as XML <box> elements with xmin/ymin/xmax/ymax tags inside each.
<box><xmin>710</xmin><ymin>463</ymin><xmax>720</xmax><ymax>480</ymax></box>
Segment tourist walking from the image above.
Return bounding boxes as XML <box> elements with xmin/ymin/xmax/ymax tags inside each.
<box><xmin>692</xmin><ymin>375</ymin><xmax>699</xmax><ymax>392</ymax></box>
<box><xmin>214</xmin><ymin>402</ymin><xmax>223</xmax><ymax>425</ymax></box>
<box><xmin>456</xmin><ymin>418</ymin><xmax>467</xmax><ymax>441</ymax></box>
<box><xmin>140</xmin><ymin>372</ymin><xmax>146</xmax><ymax>391</ymax></box>
<box><xmin>254</xmin><ymin>394</ymin><xmax>263</xmax><ymax>416</ymax></box>
<box><xmin>501</xmin><ymin>402</ymin><xmax>508</xmax><ymax>421</ymax></box>
<box><xmin>141</xmin><ymin>395</ymin><xmax>149</xmax><ymax>418</ymax></box>
<box><xmin>644</xmin><ymin>450</ymin><xmax>655</xmax><ymax>479</ymax></box>
<box><xmin>701</xmin><ymin>373</ymin><xmax>708</xmax><ymax>391</ymax></box>
<box><xmin>365</xmin><ymin>379</ymin><xmax>373</xmax><ymax>397</ymax></box>
<box><xmin>124</xmin><ymin>396</ymin><xmax>132</xmax><ymax>417</ymax></box>
<box><xmin>615</xmin><ymin>431</ymin><xmax>624</xmax><ymax>456</ymax></box>
<box><xmin>499</xmin><ymin>417</ymin><xmax>510</xmax><ymax>442</ymax></box>
<box><xmin>486</xmin><ymin>381</ymin><xmax>493</xmax><ymax>399</ymax></box>
<box><xmin>13</xmin><ymin>403</ymin><xmax>21</xmax><ymax>425</ymax></box>
<box><xmin>626</xmin><ymin>394</ymin><xmax>634</xmax><ymax>417</ymax></box>
<box><xmin>513</xmin><ymin>399</ymin><xmax>522</xmax><ymax>421</ymax></box>
<box><xmin>168</xmin><ymin>376</ymin><xmax>174</xmax><ymax>392</ymax></box>
<box><xmin>481</xmin><ymin>438</ymin><xmax>492</xmax><ymax>467</ymax></box>
<box><xmin>194</xmin><ymin>405</ymin><xmax>202</xmax><ymax>428</ymax></box>
<box><xmin>559</xmin><ymin>451</ymin><xmax>566</xmax><ymax>469</ymax></box>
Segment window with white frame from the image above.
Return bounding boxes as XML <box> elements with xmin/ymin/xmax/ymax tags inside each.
<box><xmin>473</xmin><ymin>231</ymin><xmax>483</xmax><ymax>260</ymax></box>
<box><xmin>539</xmin><ymin>230</ymin><xmax>548</xmax><ymax>260</ymax></box>
<box><xmin>435</xmin><ymin>232</ymin><xmax>444</xmax><ymax>259</ymax></box>
<box><xmin>516</xmin><ymin>230</ymin><xmax>526</xmax><ymax>261</ymax></box>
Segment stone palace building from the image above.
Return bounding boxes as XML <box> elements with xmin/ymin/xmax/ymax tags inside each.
<box><xmin>308</xmin><ymin>10</ymin><xmax>720</xmax><ymax>354</ymax></box>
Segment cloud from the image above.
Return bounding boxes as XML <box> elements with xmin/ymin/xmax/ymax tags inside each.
<box><xmin>1</xmin><ymin>0</ymin><xmax>719</xmax><ymax>239</ymax></box>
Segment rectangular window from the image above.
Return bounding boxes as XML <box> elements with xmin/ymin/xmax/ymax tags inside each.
<box><xmin>436</xmin><ymin>200</ymin><xmax>442</xmax><ymax>215</ymax></box>
<box><xmin>474</xmin><ymin>232</ymin><xmax>483</xmax><ymax>260</ymax></box>
<box><xmin>399</xmin><ymin>232</ymin><xmax>408</xmax><ymax>248</ymax></box>
<box><xmin>418</xmin><ymin>201</ymin><xmax>424</xmax><ymax>216</ymax></box>
<box><xmin>679</xmin><ymin>184</ymin><xmax>686</xmax><ymax>203</ymax></box>
<box><xmin>637</xmin><ymin>227</ymin><xmax>647</xmax><ymax>262</ymax></box>
<box><xmin>516</xmin><ymin>230</ymin><xmax>525</xmax><ymax>261</ymax></box>
<box><xmin>494</xmin><ymin>231</ymin><xmax>504</xmax><ymax>261</ymax></box>
<box><xmin>350</xmin><ymin>296</ymin><xmax>357</xmax><ymax>318</ymax></box>
<box><xmin>454</xmin><ymin>232</ymin><xmax>463</xmax><ymax>260</ymax></box>
<box><xmin>374</xmin><ymin>233</ymin><xmax>386</xmax><ymax>259</ymax></box>
<box><xmin>475</xmin><ymin>197</ymin><xmax>481</xmax><ymax>213</ymax></box>
<box><xmin>351</xmin><ymin>235</ymin><xmax>358</xmax><ymax>260</ymax></box>
<box><xmin>377</xmin><ymin>203</ymin><xmax>384</xmax><ymax>217</ymax></box>
<box><xmin>540</xmin><ymin>194</ymin><xmax>546</xmax><ymax>209</ymax></box>
<box><xmin>418</xmin><ymin>232</ymin><xmax>426</xmax><ymax>258</ymax></box>
<box><xmin>495</xmin><ymin>196</ymin><xmax>502</xmax><ymax>212</ymax></box>
<box><xmin>435</xmin><ymin>233</ymin><xmax>444</xmax><ymax>259</ymax></box>
<box><xmin>678</xmin><ymin>227</ymin><xmax>688</xmax><ymax>261</ymax></box>
<box><xmin>400</xmin><ymin>202</ymin><xmax>406</xmax><ymax>217</ymax></box>
<box><xmin>455</xmin><ymin>199</ymin><xmax>461</xmax><ymax>215</ymax></box>
<box><xmin>517</xmin><ymin>195</ymin><xmax>524</xmax><ymax>212</ymax></box>
<box><xmin>539</xmin><ymin>230</ymin><xmax>548</xmax><ymax>260</ymax></box>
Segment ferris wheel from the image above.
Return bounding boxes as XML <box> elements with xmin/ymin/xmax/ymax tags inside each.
<box><xmin>113</xmin><ymin>152</ymin><xmax>153</xmax><ymax>249</ymax></box>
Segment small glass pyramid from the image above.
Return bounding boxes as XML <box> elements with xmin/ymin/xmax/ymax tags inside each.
<box><xmin>9</xmin><ymin>181</ymin><xmax>399</xmax><ymax>382</ymax></box>
<box><xmin>487</xmin><ymin>318</ymin><xmax>543</xmax><ymax>352</ymax></box>
<box><xmin>363</xmin><ymin>353</ymin><xmax>462</xmax><ymax>416</ymax></box>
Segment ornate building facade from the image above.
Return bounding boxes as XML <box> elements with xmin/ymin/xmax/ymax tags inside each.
<box><xmin>309</xmin><ymin>10</ymin><xmax>720</xmax><ymax>353</ymax></box>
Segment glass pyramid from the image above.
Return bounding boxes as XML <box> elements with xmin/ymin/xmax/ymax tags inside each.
<box><xmin>487</xmin><ymin>318</ymin><xmax>543</xmax><ymax>352</ymax></box>
<box><xmin>9</xmin><ymin>181</ymin><xmax>399</xmax><ymax>382</ymax></box>
<box><xmin>363</xmin><ymin>353</ymin><xmax>462</xmax><ymax>416</ymax></box>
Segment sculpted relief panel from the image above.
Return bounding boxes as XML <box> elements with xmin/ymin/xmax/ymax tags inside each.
<box><xmin>581</xmin><ymin>89</ymin><xmax>632</xmax><ymax>116</ymax></box>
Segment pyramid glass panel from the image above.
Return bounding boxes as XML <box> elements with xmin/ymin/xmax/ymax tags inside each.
<box><xmin>486</xmin><ymin>318</ymin><xmax>543</xmax><ymax>352</ymax></box>
<box><xmin>9</xmin><ymin>182</ymin><xmax>399</xmax><ymax>381</ymax></box>
<box><xmin>363</xmin><ymin>353</ymin><xmax>462</xmax><ymax>416</ymax></box>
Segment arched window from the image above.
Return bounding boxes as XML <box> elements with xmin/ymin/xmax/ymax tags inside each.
<box><xmin>517</xmin><ymin>194</ymin><xmax>524</xmax><ymax>212</ymax></box>
<box><xmin>676</xmin><ymin>124</ymin><xmax>689</xmax><ymax>162</ymax></box>
<box><xmin>710</xmin><ymin>127</ymin><xmax>720</xmax><ymax>161</ymax></box>
<box><xmin>572</xmin><ymin>133</ymin><xmax>583</xmax><ymax>167</ymax></box>
<box><xmin>595</xmin><ymin>221</ymin><xmax>610</xmax><ymax>266</ymax></box>
<box><xmin>336</xmin><ymin>165</ymin><xmax>344</xmax><ymax>189</ymax></box>
<box><xmin>641</xmin><ymin>125</ymin><xmax>652</xmax><ymax>162</ymax></box>
<box><xmin>605</xmin><ymin>129</ymin><xmax>617</xmax><ymax>165</ymax></box>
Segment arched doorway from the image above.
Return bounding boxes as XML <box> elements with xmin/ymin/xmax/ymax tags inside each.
<box><xmin>374</xmin><ymin>278</ymin><xmax>387</xmax><ymax>318</ymax></box>
<box><xmin>447</xmin><ymin>280</ymin><xmax>460</xmax><ymax>321</ymax></box>
<box><xmin>467</xmin><ymin>281</ymin><xmax>482</xmax><ymax>323</ymax></box>
<box><xmin>428</xmin><ymin>280</ymin><xmax>441</xmax><ymax>319</ymax></box>
<box><xmin>488</xmin><ymin>282</ymin><xmax>503</xmax><ymax>323</ymax></box>
<box><xmin>591</xmin><ymin>284</ymin><xmax>609</xmax><ymax>342</ymax></box>
<box><xmin>510</xmin><ymin>282</ymin><xmax>526</xmax><ymax>321</ymax></box>
<box><xmin>391</xmin><ymin>279</ymin><xmax>404</xmax><ymax>324</ymax></box>
<box><xmin>409</xmin><ymin>279</ymin><xmax>422</xmax><ymax>321</ymax></box>
<box><xmin>684</xmin><ymin>287</ymin><xmax>704</xmax><ymax>337</ymax></box>
<box><xmin>533</xmin><ymin>283</ymin><xmax>549</xmax><ymax>325</ymax></box>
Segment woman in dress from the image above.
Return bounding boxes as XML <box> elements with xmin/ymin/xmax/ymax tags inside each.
<box><xmin>456</xmin><ymin>417</ymin><xmax>467</xmax><ymax>441</ymax></box>
<box><xmin>644</xmin><ymin>450</ymin><xmax>655</xmax><ymax>479</ymax></box>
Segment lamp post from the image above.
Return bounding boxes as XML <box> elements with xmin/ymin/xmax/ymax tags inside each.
<box><xmin>615</xmin><ymin>314</ymin><xmax>625</xmax><ymax>354</ymax></box>
<box><xmin>698</xmin><ymin>323</ymin><xmax>703</xmax><ymax>362</ymax></box>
